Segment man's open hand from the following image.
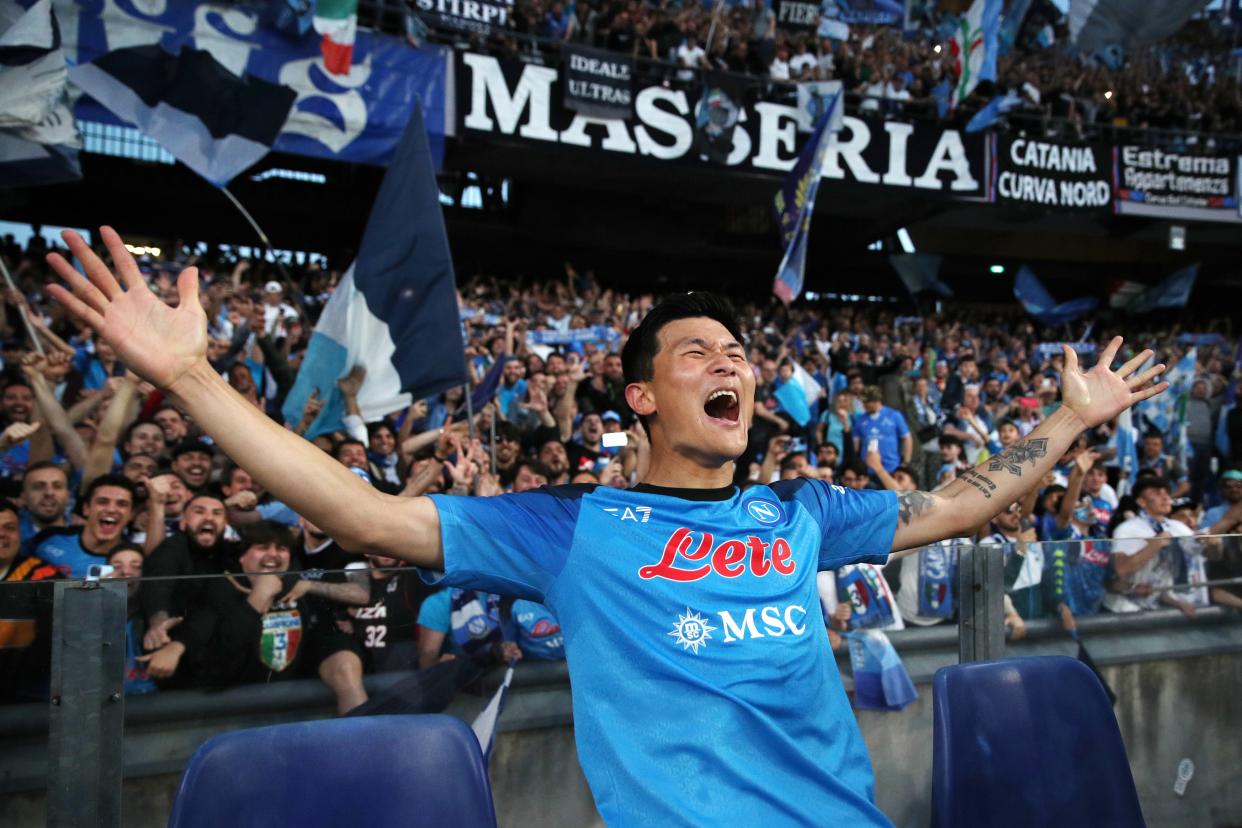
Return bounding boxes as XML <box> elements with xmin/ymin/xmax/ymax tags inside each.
<box><xmin>45</xmin><ymin>228</ymin><xmax>207</xmax><ymax>391</ymax></box>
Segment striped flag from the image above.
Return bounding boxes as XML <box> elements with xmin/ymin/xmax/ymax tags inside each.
<box><xmin>949</xmin><ymin>0</ymin><xmax>1001</xmax><ymax>109</ymax></box>
<box><xmin>69</xmin><ymin>45</ymin><xmax>295</xmax><ymax>187</ymax></box>
<box><xmin>281</xmin><ymin>102</ymin><xmax>468</xmax><ymax>438</ymax></box>
<box><xmin>470</xmin><ymin>664</ymin><xmax>514</xmax><ymax>765</ymax></box>
<box><xmin>0</xmin><ymin>0</ymin><xmax>81</xmax><ymax>186</ymax></box>
<box><xmin>313</xmin><ymin>0</ymin><xmax>358</xmax><ymax>76</ymax></box>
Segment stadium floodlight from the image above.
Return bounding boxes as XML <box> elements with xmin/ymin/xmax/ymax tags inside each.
<box><xmin>989</xmin><ymin>264</ymin><xmax>1005</xmax><ymax>274</ymax></box>
<box><xmin>1169</xmin><ymin>226</ymin><xmax>1186</xmax><ymax>251</ymax></box>
<box><xmin>933</xmin><ymin>44</ymin><xmax>941</xmax><ymax>53</ymax></box>
<box><xmin>1104</xmin><ymin>90</ymin><xmax>1113</xmax><ymax>100</ymax></box>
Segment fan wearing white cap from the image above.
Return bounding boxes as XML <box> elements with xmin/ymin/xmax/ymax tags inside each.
<box><xmin>261</xmin><ymin>280</ymin><xmax>297</xmax><ymax>337</ymax></box>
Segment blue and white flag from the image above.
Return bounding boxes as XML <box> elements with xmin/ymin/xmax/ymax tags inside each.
<box><xmin>526</xmin><ymin>326</ymin><xmax>621</xmax><ymax>346</ymax></box>
<box><xmin>1128</xmin><ymin>264</ymin><xmax>1198</xmax><ymax>314</ymax></box>
<box><xmin>471</xmin><ymin>663</ymin><xmax>515</xmax><ymax>765</ymax></box>
<box><xmin>1014</xmin><ymin>266</ymin><xmax>1098</xmax><ymax>327</ymax></box>
<box><xmin>964</xmin><ymin>89</ymin><xmax>1021</xmax><ymax>133</ymax></box>
<box><xmin>0</xmin><ymin>0</ymin><xmax>80</xmax><ymax>186</ymax></box>
<box><xmin>282</xmin><ymin>103</ymin><xmax>468</xmax><ymax>438</ymax></box>
<box><xmin>772</xmin><ymin>90</ymin><xmax>841</xmax><ymax>304</ymax></box>
<box><xmin>773</xmin><ymin>365</ymin><xmax>822</xmax><ymax>428</ymax></box>
<box><xmin>949</xmin><ymin>0</ymin><xmax>1001</xmax><ymax>108</ymax></box>
<box><xmin>69</xmin><ymin>44</ymin><xmax>296</xmax><ymax>187</ymax></box>
<box><xmin>847</xmin><ymin>630</ymin><xmax>918</xmax><ymax>712</ymax></box>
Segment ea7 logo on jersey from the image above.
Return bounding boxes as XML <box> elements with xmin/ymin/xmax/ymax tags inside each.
<box><xmin>604</xmin><ymin>506</ymin><xmax>652</xmax><ymax>523</ymax></box>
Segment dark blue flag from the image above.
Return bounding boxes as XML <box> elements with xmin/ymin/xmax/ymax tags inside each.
<box><xmin>282</xmin><ymin>102</ymin><xmax>468</xmax><ymax>437</ymax></box>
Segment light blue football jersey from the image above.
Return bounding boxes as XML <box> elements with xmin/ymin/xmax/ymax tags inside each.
<box><xmin>427</xmin><ymin>480</ymin><xmax>898</xmax><ymax>827</ymax></box>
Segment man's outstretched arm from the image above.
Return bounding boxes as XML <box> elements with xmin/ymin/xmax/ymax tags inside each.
<box><xmin>46</xmin><ymin>227</ymin><xmax>444</xmax><ymax>568</ymax></box>
<box><xmin>890</xmin><ymin>337</ymin><xmax>1167</xmax><ymax>555</ymax></box>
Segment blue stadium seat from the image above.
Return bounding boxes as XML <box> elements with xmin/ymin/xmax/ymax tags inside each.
<box><xmin>931</xmin><ymin>656</ymin><xmax>1145</xmax><ymax>828</ymax></box>
<box><xmin>167</xmin><ymin>715</ymin><xmax>497</xmax><ymax>828</ymax></box>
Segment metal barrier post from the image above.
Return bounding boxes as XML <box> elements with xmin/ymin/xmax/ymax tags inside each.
<box><xmin>957</xmin><ymin>544</ymin><xmax>1005</xmax><ymax>663</ymax></box>
<box><xmin>47</xmin><ymin>579</ymin><xmax>128</xmax><ymax>828</ymax></box>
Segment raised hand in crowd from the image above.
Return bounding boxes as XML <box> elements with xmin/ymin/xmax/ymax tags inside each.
<box><xmin>0</xmin><ymin>421</ymin><xmax>40</xmax><ymax>452</ymax></box>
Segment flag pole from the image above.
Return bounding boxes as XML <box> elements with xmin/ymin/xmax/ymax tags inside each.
<box><xmin>463</xmin><ymin>382</ymin><xmax>476</xmax><ymax>441</ymax></box>
<box><xmin>489</xmin><ymin>404</ymin><xmax>497</xmax><ymax>475</ymax></box>
<box><xmin>0</xmin><ymin>257</ymin><xmax>44</xmax><ymax>355</ymax></box>
<box><xmin>220</xmin><ymin>186</ymin><xmax>295</xmax><ymax>285</ymax></box>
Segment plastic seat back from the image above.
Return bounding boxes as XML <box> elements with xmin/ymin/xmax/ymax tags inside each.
<box><xmin>167</xmin><ymin>714</ymin><xmax>497</xmax><ymax>828</ymax></box>
<box><xmin>931</xmin><ymin>656</ymin><xmax>1144</xmax><ymax>828</ymax></box>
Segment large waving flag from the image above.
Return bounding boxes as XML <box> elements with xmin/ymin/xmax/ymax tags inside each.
<box><xmin>771</xmin><ymin>89</ymin><xmax>842</xmax><ymax>305</ymax></box>
<box><xmin>1013</xmin><ymin>266</ymin><xmax>1098</xmax><ymax>327</ymax></box>
<box><xmin>282</xmin><ymin>102</ymin><xmax>468</xmax><ymax>438</ymax></box>
<box><xmin>312</xmin><ymin>0</ymin><xmax>359</xmax><ymax>76</ymax></box>
<box><xmin>965</xmin><ymin>89</ymin><xmax>1021</xmax><ymax>133</ymax></box>
<box><xmin>69</xmin><ymin>45</ymin><xmax>295</xmax><ymax>187</ymax></box>
<box><xmin>1069</xmin><ymin>0</ymin><xmax>1210</xmax><ymax>53</ymax></box>
<box><xmin>0</xmin><ymin>0</ymin><xmax>80</xmax><ymax>186</ymax></box>
<box><xmin>1127</xmin><ymin>264</ymin><xmax>1198</xmax><ymax>315</ymax></box>
<box><xmin>949</xmin><ymin>0</ymin><xmax>1002</xmax><ymax>109</ymax></box>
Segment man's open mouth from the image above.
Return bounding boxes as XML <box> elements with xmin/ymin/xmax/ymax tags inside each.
<box><xmin>704</xmin><ymin>389</ymin><xmax>740</xmax><ymax>424</ymax></box>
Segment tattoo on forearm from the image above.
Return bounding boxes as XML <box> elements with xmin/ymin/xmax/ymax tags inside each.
<box><xmin>898</xmin><ymin>491</ymin><xmax>935</xmax><ymax>525</ymax></box>
<box><xmin>987</xmin><ymin>438</ymin><xmax>1049</xmax><ymax>476</ymax></box>
<box><xmin>959</xmin><ymin>469</ymin><xmax>997</xmax><ymax>499</ymax></box>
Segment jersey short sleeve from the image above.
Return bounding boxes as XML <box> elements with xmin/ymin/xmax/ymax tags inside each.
<box><xmin>891</xmin><ymin>409</ymin><xmax>910</xmax><ymax>437</ymax></box>
<box><xmin>773</xmin><ymin>479</ymin><xmax>898</xmax><ymax>570</ymax></box>
<box><xmin>425</xmin><ymin>486</ymin><xmax>585</xmax><ymax>602</ymax></box>
<box><xmin>416</xmin><ymin>589</ymin><xmax>451</xmax><ymax>632</ymax></box>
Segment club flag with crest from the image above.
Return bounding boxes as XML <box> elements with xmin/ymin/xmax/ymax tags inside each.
<box><xmin>693</xmin><ymin>72</ymin><xmax>745</xmax><ymax>164</ymax></box>
<box><xmin>771</xmin><ymin>90</ymin><xmax>842</xmax><ymax>304</ymax></box>
<box><xmin>282</xmin><ymin>102</ymin><xmax>468</xmax><ymax>439</ymax></box>
<box><xmin>949</xmin><ymin>0</ymin><xmax>1001</xmax><ymax>109</ymax></box>
<box><xmin>69</xmin><ymin>44</ymin><xmax>295</xmax><ymax>187</ymax></box>
<box><xmin>313</xmin><ymin>0</ymin><xmax>359</xmax><ymax>75</ymax></box>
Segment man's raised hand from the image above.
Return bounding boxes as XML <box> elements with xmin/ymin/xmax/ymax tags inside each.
<box><xmin>1059</xmin><ymin>338</ymin><xmax>1168</xmax><ymax>430</ymax></box>
<box><xmin>45</xmin><ymin>227</ymin><xmax>207</xmax><ymax>391</ymax></box>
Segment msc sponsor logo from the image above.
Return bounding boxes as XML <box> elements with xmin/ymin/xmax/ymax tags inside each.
<box><xmin>667</xmin><ymin>604</ymin><xmax>809</xmax><ymax>653</ymax></box>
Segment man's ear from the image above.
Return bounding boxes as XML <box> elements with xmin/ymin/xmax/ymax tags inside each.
<box><xmin>625</xmin><ymin>382</ymin><xmax>655</xmax><ymax>419</ymax></box>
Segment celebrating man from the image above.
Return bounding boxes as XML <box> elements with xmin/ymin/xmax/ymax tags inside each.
<box><xmin>47</xmin><ymin>228</ymin><xmax>1166</xmax><ymax>827</ymax></box>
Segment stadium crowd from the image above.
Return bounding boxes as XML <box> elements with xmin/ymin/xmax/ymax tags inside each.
<box><xmin>441</xmin><ymin>0</ymin><xmax>1242</xmax><ymax>140</ymax></box>
<box><xmin>1</xmin><ymin>230</ymin><xmax>1240</xmax><ymax>711</ymax></box>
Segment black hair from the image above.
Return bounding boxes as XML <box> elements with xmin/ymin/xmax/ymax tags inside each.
<box><xmin>332</xmin><ymin>438</ymin><xmax>367</xmax><ymax>461</ymax></box>
<box><xmin>842</xmin><ymin>459</ymin><xmax>868</xmax><ymax>478</ymax></box>
<box><xmin>23</xmin><ymin>460</ymin><xmax>68</xmax><ymax>482</ymax></box>
<box><xmin>1132</xmin><ymin>476</ymin><xmax>1171</xmax><ymax>500</ymax></box>
<box><xmin>2</xmin><ymin>375</ymin><xmax>32</xmax><ymax>393</ymax></box>
<box><xmin>123</xmin><ymin>419</ymin><xmax>165</xmax><ymax>450</ymax></box>
<box><xmin>237</xmin><ymin>520</ymin><xmax>294</xmax><ymax>553</ymax></box>
<box><xmin>83</xmin><ymin>474</ymin><xmax>137</xmax><ymax>506</ymax></box>
<box><xmin>619</xmin><ymin>292</ymin><xmax>744</xmax><ymax>435</ymax></box>
<box><xmin>939</xmin><ymin>433</ymin><xmax>964</xmax><ymax>449</ymax></box>
<box><xmin>0</xmin><ymin>498</ymin><xmax>19</xmax><ymax>522</ymax></box>
<box><xmin>620</xmin><ymin>292</ymin><xmax>743</xmax><ymax>385</ymax></box>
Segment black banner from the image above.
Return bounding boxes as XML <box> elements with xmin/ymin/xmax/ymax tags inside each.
<box><xmin>562</xmin><ymin>45</ymin><xmax>634</xmax><ymax>120</ymax></box>
<box><xmin>990</xmin><ymin>134</ymin><xmax>1111</xmax><ymax>211</ymax></box>
<box><xmin>457</xmin><ymin>52</ymin><xmax>986</xmax><ymax>195</ymax></box>
<box><xmin>413</xmin><ymin>0</ymin><xmax>512</xmax><ymax>35</ymax></box>
<box><xmin>774</xmin><ymin>0</ymin><xmax>821</xmax><ymax>31</ymax></box>
<box><xmin>1114</xmin><ymin>146</ymin><xmax>1240</xmax><ymax>223</ymax></box>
